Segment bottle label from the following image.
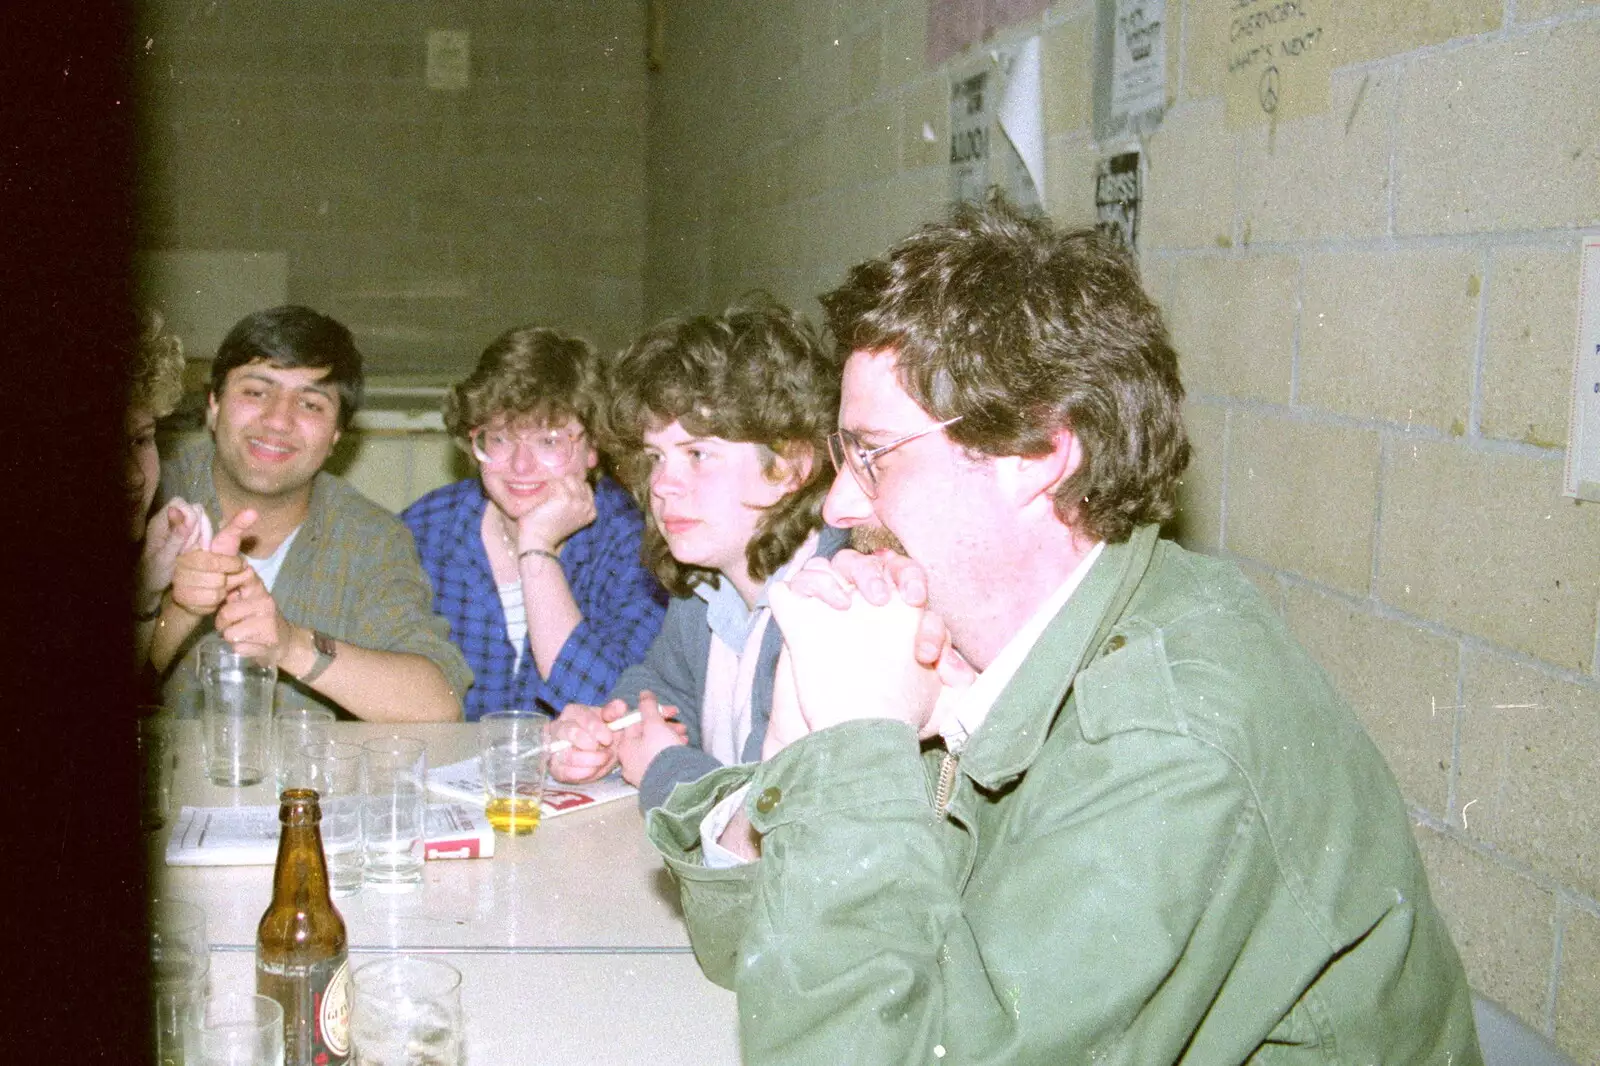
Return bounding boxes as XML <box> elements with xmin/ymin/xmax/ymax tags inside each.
<box><xmin>258</xmin><ymin>951</ymin><xmax>350</xmax><ymax>1066</ymax></box>
<box><xmin>319</xmin><ymin>958</ymin><xmax>350</xmax><ymax>1058</ymax></box>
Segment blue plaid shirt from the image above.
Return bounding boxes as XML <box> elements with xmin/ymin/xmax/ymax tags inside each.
<box><xmin>401</xmin><ymin>476</ymin><xmax>667</xmax><ymax>721</ymax></box>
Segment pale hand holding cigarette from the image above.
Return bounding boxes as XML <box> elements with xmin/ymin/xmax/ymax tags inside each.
<box><xmin>544</xmin><ymin>710</ymin><xmax>642</xmax><ymax>754</ymax></box>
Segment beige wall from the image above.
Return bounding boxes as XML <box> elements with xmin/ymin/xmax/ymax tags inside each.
<box><xmin>643</xmin><ymin>0</ymin><xmax>1600</xmax><ymax>1058</ymax></box>
<box><xmin>136</xmin><ymin>0</ymin><xmax>649</xmax><ymax>376</ymax></box>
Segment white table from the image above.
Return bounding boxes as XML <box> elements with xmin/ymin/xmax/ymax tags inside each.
<box><xmin>152</xmin><ymin>721</ymin><xmax>740</xmax><ymax>1064</ymax></box>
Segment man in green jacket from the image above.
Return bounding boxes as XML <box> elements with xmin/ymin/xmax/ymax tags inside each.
<box><xmin>647</xmin><ymin>196</ymin><xmax>1483</xmax><ymax>1064</ymax></box>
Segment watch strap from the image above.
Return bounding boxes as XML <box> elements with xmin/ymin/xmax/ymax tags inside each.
<box><xmin>299</xmin><ymin>629</ymin><xmax>337</xmax><ymax>685</ymax></box>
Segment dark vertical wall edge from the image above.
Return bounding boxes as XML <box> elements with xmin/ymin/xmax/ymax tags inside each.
<box><xmin>1</xmin><ymin>1</ymin><xmax>150</xmax><ymax>1060</ymax></box>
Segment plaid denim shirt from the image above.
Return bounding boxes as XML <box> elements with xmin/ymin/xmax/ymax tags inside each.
<box><xmin>401</xmin><ymin>476</ymin><xmax>667</xmax><ymax>721</ymax></box>
<box><xmin>158</xmin><ymin>436</ymin><xmax>475</xmax><ymax>719</ymax></box>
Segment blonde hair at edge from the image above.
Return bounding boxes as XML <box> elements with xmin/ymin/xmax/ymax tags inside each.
<box><xmin>131</xmin><ymin>310</ymin><xmax>186</xmax><ymax>418</ymax></box>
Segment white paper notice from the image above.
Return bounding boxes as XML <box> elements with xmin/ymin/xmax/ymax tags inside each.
<box><xmin>950</xmin><ymin>68</ymin><xmax>993</xmax><ymax>205</ymax></box>
<box><xmin>995</xmin><ymin>35</ymin><xmax>1044</xmax><ymax>210</ymax></box>
<box><xmin>1565</xmin><ymin>237</ymin><xmax>1600</xmax><ymax>502</ymax></box>
<box><xmin>1111</xmin><ymin>0</ymin><xmax>1166</xmax><ymax>134</ymax></box>
<box><xmin>950</xmin><ymin>37</ymin><xmax>1043</xmax><ymax>211</ymax></box>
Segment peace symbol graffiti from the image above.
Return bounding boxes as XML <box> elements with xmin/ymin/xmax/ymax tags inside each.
<box><xmin>1259</xmin><ymin>65</ymin><xmax>1281</xmax><ymax>113</ymax></box>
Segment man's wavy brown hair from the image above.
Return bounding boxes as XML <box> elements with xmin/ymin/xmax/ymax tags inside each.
<box><xmin>601</xmin><ymin>299</ymin><xmax>840</xmax><ymax>596</ymax></box>
<box><xmin>819</xmin><ymin>193</ymin><xmax>1189</xmax><ymax>544</ymax></box>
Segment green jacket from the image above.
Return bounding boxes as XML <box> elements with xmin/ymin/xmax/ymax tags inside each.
<box><xmin>648</xmin><ymin>527</ymin><xmax>1482</xmax><ymax>1064</ymax></box>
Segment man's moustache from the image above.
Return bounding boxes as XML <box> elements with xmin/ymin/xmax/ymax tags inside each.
<box><xmin>848</xmin><ymin>525</ymin><xmax>906</xmax><ymax>556</ymax></box>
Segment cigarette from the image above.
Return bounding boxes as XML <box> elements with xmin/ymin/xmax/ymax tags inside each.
<box><xmin>544</xmin><ymin>710</ymin><xmax>643</xmax><ymax>754</ymax></box>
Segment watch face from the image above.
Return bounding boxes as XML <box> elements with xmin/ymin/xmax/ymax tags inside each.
<box><xmin>313</xmin><ymin>631</ymin><xmax>336</xmax><ymax>657</ymax></box>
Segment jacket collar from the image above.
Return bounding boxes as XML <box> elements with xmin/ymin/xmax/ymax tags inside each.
<box><xmin>958</xmin><ymin>524</ymin><xmax>1161</xmax><ymax>791</ymax></box>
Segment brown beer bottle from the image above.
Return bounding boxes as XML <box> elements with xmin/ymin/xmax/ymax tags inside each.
<box><xmin>257</xmin><ymin>788</ymin><xmax>351</xmax><ymax>1066</ymax></box>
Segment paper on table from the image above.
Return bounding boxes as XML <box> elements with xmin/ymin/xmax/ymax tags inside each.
<box><xmin>427</xmin><ymin>755</ymin><xmax>637</xmax><ymax>816</ymax></box>
<box><xmin>165</xmin><ymin>802</ymin><xmax>496</xmax><ymax>866</ymax></box>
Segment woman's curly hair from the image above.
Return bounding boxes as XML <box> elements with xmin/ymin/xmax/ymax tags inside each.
<box><xmin>443</xmin><ymin>326</ymin><xmax>601</xmax><ymax>445</ymax></box>
<box><xmin>130</xmin><ymin>310</ymin><xmax>186</xmax><ymax>418</ymax></box>
<box><xmin>601</xmin><ymin>298</ymin><xmax>840</xmax><ymax>596</ymax></box>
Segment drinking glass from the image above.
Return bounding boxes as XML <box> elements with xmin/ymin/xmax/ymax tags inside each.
<box><xmin>301</xmin><ymin>739</ymin><xmax>366</xmax><ymax>897</ymax></box>
<box><xmin>361</xmin><ymin>736</ymin><xmax>426</xmax><ymax>892</ymax></box>
<box><xmin>199</xmin><ymin>639</ymin><xmax>276</xmax><ymax>787</ymax></box>
<box><xmin>150</xmin><ymin>899</ymin><xmax>209</xmax><ymax>1066</ymax></box>
<box><xmin>350</xmin><ymin>957</ymin><xmax>463</xmax><ymax>1066</ymax></box>
<box><xmin>273</xmin><ymin>706</ymin><xmax>335</xmax><ymax>795</ymax></box>
<box><xmin>183</xmin><ymin>993</ymin><xmax>285</xmax><ymax>1066</ymax></box>
<box><xmin>479</xmin><ymin>710</ymin><xmax>551</xmax><ymax>835</ymax></box>
<box><xmin>138</xmin><ymin>706</ymin><xmax>176</xmax><ymax>830</ymax></box>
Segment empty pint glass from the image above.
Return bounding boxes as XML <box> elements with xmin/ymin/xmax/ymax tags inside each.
<box><xmin>199</xmin><ymin>640</ymin><xmax>276</xmax><ymax>787</ymax></box>
<box><xmin>273</xmin><ymin>706</ymin><xmax>335</xmax><ymax>796</ymax></box>
<box><xmin>361</xmin><ymin>737</ymin><xmax>426</xmax><ymax>892</ymax></box>
<box><xmin>301</xmin><ymin>740</ymin><xmax>366</xmax><ymax>897</ymax></box>
<box><xmin>150</xmin><ymin>899</ymin><xmax>209</xmax><ymax>1066</ymax></box>
<box><xmin>183</xmin><ymin>993</ymin><xmax>284</xmax><ymax>1066</ymax></box>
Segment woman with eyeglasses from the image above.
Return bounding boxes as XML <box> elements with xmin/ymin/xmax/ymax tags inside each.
<box><xmin>401</xmin><ymin>326</ymin><xmax>667</xmax><ymax>721</ymax></box>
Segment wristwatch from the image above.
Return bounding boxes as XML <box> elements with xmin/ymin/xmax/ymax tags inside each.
<box><xmin>298</xmin><ymin>629</ymin><xmax>337</xmax><ymax>685</ymax></box>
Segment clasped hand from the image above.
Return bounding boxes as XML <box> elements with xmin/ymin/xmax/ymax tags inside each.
<box><xmin>169</xmin><ymin>509</ymin><xmax>294</xmax><ymax>666</ymax></box>
<box><xmin>762</xmin><ymin>549</ymin><xmax>974</xmax><ymax>759</ymax></box>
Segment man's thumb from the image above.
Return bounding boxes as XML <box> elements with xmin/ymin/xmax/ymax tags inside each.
<box><xmin>210</xmin><ymin>508</ymin><xmax>258</xmax><ymax>556</ymax></box>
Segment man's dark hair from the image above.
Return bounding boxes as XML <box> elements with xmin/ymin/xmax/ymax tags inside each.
<box><xmin>210</xmin><ymin>305</ymin><xmax>364</xmax><ymax>430</ymax></box>
<box><xmin>602</xmin><ymin>297</ymin><xmax>840</xmax><ymax>596</ymax></box>
<box><xmin>819</xmin><ymin>193</ymin><xmax>1190</xmax><ymax>544</ymax></box>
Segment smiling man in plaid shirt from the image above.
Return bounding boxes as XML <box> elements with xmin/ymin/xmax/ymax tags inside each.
<box><xmin>151</xmin><ymin>305</ymin><xmax>472</xmax><ymax>722</ymax></box>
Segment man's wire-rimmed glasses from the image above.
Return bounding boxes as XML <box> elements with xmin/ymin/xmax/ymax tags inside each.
<box><xmin>469</xmin><ymin>425</ymin><xmax>585</xmax><ymax>467</ymax></box>
<box><xmin>827</xmin><ymin>416</ymin><xmax>963</xmax><ymax>498</ymax></box>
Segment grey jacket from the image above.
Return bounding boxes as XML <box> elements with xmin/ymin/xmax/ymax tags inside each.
<box><xmin>612</xmin><ymin>526</ymin><xmax>848</xmax><ymax>810</ymax></box>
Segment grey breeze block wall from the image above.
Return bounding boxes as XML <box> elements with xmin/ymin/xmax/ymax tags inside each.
<box><xmin>136</xmin><ymin>0</ymin><xmax>649</xmax><ymax>378</ymax></box>
<box><xmin>641</xmin><ymin>0</ymin><xmax>1600</xmax><ymax>1059</ymax></box>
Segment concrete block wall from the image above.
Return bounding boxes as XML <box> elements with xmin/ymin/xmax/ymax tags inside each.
<box><xmin>642</xmin><ymin>0</ymin><xmax>1600</xmax><ymax>1057</ymax></box>
<box><xmin>136</xmin><ymin>0</ymin><xmax>649</xmax><ymax>376</ymax></box>
<box><xmin>1158</xmin><ymin>8</ymin><xmax>1600</xmax><ymax>1056</ymax></box>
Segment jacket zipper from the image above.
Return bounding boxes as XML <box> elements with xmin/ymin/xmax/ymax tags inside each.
<box><xmin>934</xmin><ymin>749</ymin><xmax>960</xmax><ymax>814</ymax></box>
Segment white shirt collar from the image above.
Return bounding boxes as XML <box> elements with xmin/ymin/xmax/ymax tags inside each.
<box><xmin>696</xmin><ymin>530</ymin><xmax>822</xmax><ymax>648</ymax></box>
<box><xmin>936</xmin><ymin>541</ymin><xmax>1105</xmax><ymax>753</ymax></box>
<box><xmin>243</xmin><ymin>524</ymin><xmax>302</xmax><ymax>593</ymax></box>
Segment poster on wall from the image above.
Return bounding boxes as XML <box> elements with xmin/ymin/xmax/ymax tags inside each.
<box><xmin>949</xmin><ymin>36</ymin><xmax>1044</xmax><ymax>212</ymax></box>
<box><xmin>1565</xmin><ymin>236</ymin><xmax>1600</xmax><ymax>502</ymax></box>
<box><xmin>1094</xmin><ymin>0</ymin><xmax>1166</xmax><ymax>142</ymax></box>
<box><xmin>1094</xmin><ymin>151</ymin><xmax>1141</xmax><ymax>253</ymax></box>
<box><xmin>1193</xmin><ymin>0</ymin><xmax>1334</xmax><ymax>128</ymax></box>
<box><xmin>950</xmin><ymin>68</ymin><xmax>993</xmax><ymax>205</ymax></box>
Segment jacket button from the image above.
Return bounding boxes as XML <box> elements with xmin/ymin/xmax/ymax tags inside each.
<box><xmin>1103</xmin><ymin>634</ymin><xmax>1127</xmax><ymax>655</ymax></box>
<box><xmin>754</xmin><ymin>786</ymin><xmax>782</xmax><ymax>814</ymax></box>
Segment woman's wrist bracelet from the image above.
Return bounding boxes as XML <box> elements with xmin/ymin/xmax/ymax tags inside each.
<box><xmin>517</xmin><ymin>546</ymin><xmax>560</xmax><ymax>565</ymax></box>
<box><xmin>134</xmin><ymin>594</ymin><xmax>164</xmax><ymax>622</ymax></box>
